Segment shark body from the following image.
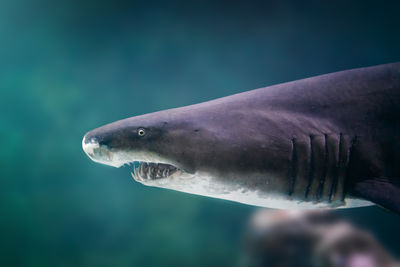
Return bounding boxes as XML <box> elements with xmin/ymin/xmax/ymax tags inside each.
<box><xmin>83</xmin><ymin>63</ymin><xmax>400</xmax><ymax>213</ymax></box>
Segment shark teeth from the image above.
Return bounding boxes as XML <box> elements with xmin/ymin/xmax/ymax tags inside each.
<box><xmin>130</xmin><ymin>162</ymin><xmax>178</xmax><ymax>182</ymax></box>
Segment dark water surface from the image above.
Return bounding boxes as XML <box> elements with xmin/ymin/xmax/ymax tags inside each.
<box><xmin>1</xmin><ymin>0</ymin><xmax>400</xmax><ymax>266</ymax></box>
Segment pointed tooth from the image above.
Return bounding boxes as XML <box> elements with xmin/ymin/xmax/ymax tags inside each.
<box><xmin>139</xmin><ymin>164</ymin><xmax>145</xmax><ymax>178</ymax></box>
<box><xmin>139</xmin><ymin>162</ymin><xmax>147</xmax><ymax>179</ymax></box>
<box><xmin>156</xmin><ymin>167</ymin><xmax>162</xmax><ymax>178</ymax></box>
<box><xmin>142</xmin><ymin>163</ymin><xmax>148</xmax><ymax>178</ymax></box>
<box><xmin>145</xmin><ymin>164</ymin><xmax>150</xmax><ymax>179</ymax></box>
<box><xmin>151</xmin><ymin>164</ymin><xmax>157</xmax><ymax>179</ymax></box>
<box><xmin>133</xmin><ymin>166</ymin><xmax>138</xmax><ymax>180</ymax></box>
<box><xmin>149</xmin><ymin>167</ymin><xmax>155</xmax><ymax>179</ymax></box>
<box><xmin>143</xmin><ymin>163</ymin><xmax>148</xmax><ymax>177</ymax></box>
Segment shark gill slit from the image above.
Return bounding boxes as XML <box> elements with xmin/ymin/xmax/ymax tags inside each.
<box><xmin>305</xmin><ymin>135</ymin><xmax>314</xmax><ymax>200</ymax></box>
<box><xmin>333</xmin><ymin>133</ymin><xmax>348</xmax><ymax>203</ymax></box>
<box><xmin>328</xmin><ymin>133</ymin><xmax>341</xmax><ymax>202</ymax></box>
<box><xmin>288</xmin><ymin>138</ymin><xmax>297</xmax><ymax>196</ymax></box>
<box><xmin>343</xmin><ymin>136</ymin><xmax>358</xmax><ymax>201</ymax></box>
<box><xmin>316</xmin><ymin>134</ymin><xmax>329</xmax><ymax>201</ymax></box>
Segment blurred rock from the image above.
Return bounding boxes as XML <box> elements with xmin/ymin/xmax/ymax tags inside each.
<box><xmin>240</xmin><ymin>209</ymin><xmax>399</xmax><ymax>267</ymax></box>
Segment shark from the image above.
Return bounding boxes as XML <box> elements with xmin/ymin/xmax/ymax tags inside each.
<box><xmin>82</xmin><ymin>62</ymin><xmax>400</xmax><ymax>213</ymax></box>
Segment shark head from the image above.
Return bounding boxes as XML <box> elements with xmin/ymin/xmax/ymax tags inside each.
<box><xmin>83</xmin><ymin>110</ymin><xmax>202</xmax><ymax>186</ymax></box>
<box><xmin>82</xmin><ymin>102</ymin><xmax>254</xmax><ymax>194</ymax></box>
<box><xmin>82</xmin><ymin>90</ymin><xmax>315</xmax><ymax>213</ymax></box>
<box><xmin>81</xmin><ymin>94</ymin><xmax>296</xmax><ymax>204</ymax></box>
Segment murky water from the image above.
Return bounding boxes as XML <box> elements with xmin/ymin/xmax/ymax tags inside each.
<box><xmin>1</xmin><ymin>1</ymin><xmax>399</xmax><ymax>266</ymax></box>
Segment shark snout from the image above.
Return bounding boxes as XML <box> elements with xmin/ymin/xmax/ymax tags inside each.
<box><xmin>82</xmin><ymin>132</ymin><xmax>116</xmax><ymax>166</ymax></box>
<box><xmin>82</xmin><ymin>133</ymin><xmax>100</xmax><ymax>158</ymax></box>
<box><xmin>82</xmin><ymin>133</ymin><xmax>110</xmax><ymax>164</ymax></box>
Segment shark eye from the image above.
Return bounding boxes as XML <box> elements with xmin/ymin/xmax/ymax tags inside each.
<box><xmin>137</xmin><ymin>128</ymin><xmax>146</xmax><ymax>136</ymax></box>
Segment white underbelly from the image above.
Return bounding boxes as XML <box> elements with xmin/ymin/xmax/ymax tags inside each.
<box><xmin>145</xmin><ymin>172</ymin><xmax>374</xmax><ymax>210</ymax></box>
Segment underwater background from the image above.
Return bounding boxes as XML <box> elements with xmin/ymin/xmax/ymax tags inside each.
<box><xmin>1</xmin><ymin>0</ymin><xmax>400</xmax><ymax>266</ymax></box>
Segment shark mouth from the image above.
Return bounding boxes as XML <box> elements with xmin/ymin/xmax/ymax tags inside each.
<box><xmin>129</xmin><ymin>162</ymin><xmax>180</xmax><ymax>181</ymax></box>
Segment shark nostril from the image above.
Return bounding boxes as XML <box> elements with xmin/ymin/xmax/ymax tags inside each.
<box><xmin>84</xmin><ymin>135</ymin><xmax>98</xmax><ymax>145</ymax></box>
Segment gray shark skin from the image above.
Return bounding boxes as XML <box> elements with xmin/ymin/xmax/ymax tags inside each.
<box><xmin>82</xmin><ymin>63</ymin><xmax>400</xmax><ymax>213</ymax></box>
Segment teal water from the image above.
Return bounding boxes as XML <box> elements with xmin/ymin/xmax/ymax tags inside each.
<box><xmin>1</xmin><ymin>1</ymin><xmax>400</xmax><ymax>266</ymax></box>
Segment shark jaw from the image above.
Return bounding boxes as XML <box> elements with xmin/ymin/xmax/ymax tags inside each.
<box><xmin>82</xmin><ymin>132</ymin><xmax>197</xmax><ymax>184</ymax></box>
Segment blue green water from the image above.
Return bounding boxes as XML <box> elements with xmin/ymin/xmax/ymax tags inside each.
<box><xmin>1</xmin><ymin>1</ymin><xmax>400</xmax><ymax>266</ymax></box>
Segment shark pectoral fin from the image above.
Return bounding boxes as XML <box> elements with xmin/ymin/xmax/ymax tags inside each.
<box><xmin>353</xmin><ymin>178</ymin><xmax>400</xmax><ymax>214</ymax></box>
